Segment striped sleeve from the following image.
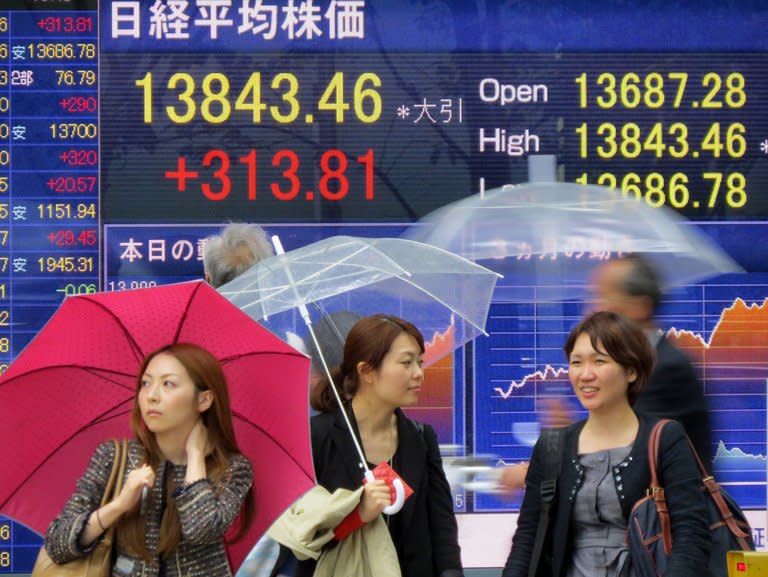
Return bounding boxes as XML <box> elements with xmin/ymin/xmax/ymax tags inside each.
<box><xmin>43</xmin><ymin>441</ymin><xmax>116</xmax><ymax>563</ymax></box>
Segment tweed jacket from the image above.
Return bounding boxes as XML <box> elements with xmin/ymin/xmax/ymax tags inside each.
<box><xmin>502</xmin><ymin>414</ymin><xmax>713</xmax><ymax>577</ymax></box>
<box><xmin>44</xmin><ymin>439</ymin><xmax>253</xmax><ymax>577</ymax></box>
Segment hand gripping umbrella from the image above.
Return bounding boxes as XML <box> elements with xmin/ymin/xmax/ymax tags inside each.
<box><xmin>219</xmin><ymin>235</ymin><xmax>501</xmax><ymax>513</ymax></box>
<box><xmin>0</xmin><ymin>281</ymin><xmax>313</xmax><ymax>571</ymax></box>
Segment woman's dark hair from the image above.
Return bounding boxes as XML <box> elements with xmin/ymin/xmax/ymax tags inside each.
<box><xmin>311</xmin><ymin>315</ymin><xmax>425</xmax><ymax>412</ymax></box>
<box><xmin>564</xmin><ymin>311</ymin><xmax>655</xmax><ymax>406</ymax></box>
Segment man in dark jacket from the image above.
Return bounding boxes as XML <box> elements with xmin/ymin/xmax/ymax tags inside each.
<box><xmin>590</xmin><ymin>254</ymin><xmax>712</xmax><ymax>468</ymax></box>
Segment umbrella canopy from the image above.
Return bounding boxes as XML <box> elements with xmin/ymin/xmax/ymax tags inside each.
<box><xmin>404</xmin><ymin>182</ymin><xmax>742</xmax><ymax>295</ymax></box>
<box><xmin>220</xmin><ymin>235</ymin><xmax>499</xmax><ymax>516</ymax></box>
<box><xmin>0</xmin><ymin>281</ymin><xmax>313</xmax><ymax>571</ymax></box>
<box><xmin>218</xmin><ymin>235</ymin><xmax>501</xmax><ymax>366</ymax></box>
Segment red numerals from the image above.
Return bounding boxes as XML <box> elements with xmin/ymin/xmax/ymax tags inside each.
<box><xmin>165</xmin><ymin>149</ymin><xmax>375</xmax><ymax>202</ymax></box>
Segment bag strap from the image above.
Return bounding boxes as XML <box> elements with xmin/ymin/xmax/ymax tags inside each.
<box><xmin>648</xmin><ymin>419</ymin><xmax>752</xmax><ymax>552</ymax></box>
<box><xmin>99</xmin><ymin>439</ymin><xmax>128</xmax><ymax>542</ymax></box>
<box><xmin>528</xmin><ymin>427</ymin><xmax>566</xmax><ymax>577</ymax></box>
<box><xmin>113</xmin><ymin>439</ymin><xmax>129</xmax><ymax>498</ymax></box>
<box><xmin>99</xmin><ymin>439</ymin><xmax>123</xmax><ymax>508</ymax></box>
<box><xmin>678</xmin><ymin>430</ymin><xmax>753</xmax><ymax>546</ymax></box>
<box><xmin>647</xmin><ymin>420</ymin><xmax>673</xmax><ymax>555</ymax></box>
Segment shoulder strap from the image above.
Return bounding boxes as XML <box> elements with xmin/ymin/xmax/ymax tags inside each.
<box><xmin>647</xmin><ymin>419</ymin><xmax>671</xmax><ymax>488</ymax></box>
<box><xmin>113</xmin><ymin>439</ymin><xmax>129</xmax><ymax>497</ymax></box>
<box><xmin>539</xmin><ymin>427</ymin><xmax>566</xmax><ymax>493</ymax></box>
<box><xmin>528</xmin><ymin>427</ymin><xmax>566</xmax><ymax>577</ymax></box>
<box><xmin>100</xmin><ymin>439</ymin><xmax>124</xmax><ymax>507</ymax></box>
<box><xmin>648</xmin><ymin>420</ymin><xmax>673</xmax><ymax>555</ymax></box>
<box><xmin>651</xmin><ymin>419</ymin><xmax>752</xmax><ymax>550</ymax></box>
<box><xmin>99</xmin><ymin>439</ymin><xmax>128</xmax><ymax>544</ymax></box>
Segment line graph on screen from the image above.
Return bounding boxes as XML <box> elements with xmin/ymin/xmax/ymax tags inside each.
<box><xmin>474</xmin><ymin>277</ymin><xmax>768</xmax><ymax>511</ymax></box>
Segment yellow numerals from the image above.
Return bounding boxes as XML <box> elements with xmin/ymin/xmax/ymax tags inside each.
<box><xmin>37</xmin><ymin>203</ymin><xmax>96</xmax><ymax>220</ymax></box>
<box><xmin>50</xmin><ymin>123</ymin><xmax>97</xmax><ymax>140</ymax></box>
<box><xmin>576</xmin><ymin>171</ymin><xmax>747</xmax><ymax>210</ymax></box>
<box><xmin>55</xmin><ymin>69</ymin><xmax>96</xmax><ymax>87</ymax></box>
<box><xmin>269</xmin><ymin>72</ymin><xmax>300</xmax><ymax>123</ymax></box>
<box><xmin>576</xmin><ymin>122</ymin><xmax>745</xmax><ymax>159</ymax></box>
<box><xmin>702</xmin><ymin>172</ymin><xmax>747</xmax><ymax>208</ymax></box>
<box><xmin>136</xmin><ymin>71</ymin><xmax>382</xmax><ymax>125</ymax></box>
<box><xmin>575</xmin><ymin>72</ymin><xmax>745</xmax><ymax>109</ymax></box>
<box><xmin>38</xmin><ymin>256</ymin><xmax>94</xmax><ymax>274</ymax></box>
<box><xmin>27</xmin><ymin>43</ymin><xmax>95</xmax><ymax>60</ymax></box>
<box><xmin>700</xmin><ymin>122</ymin><xmax>747</xmax><ymax>158</ymax></box>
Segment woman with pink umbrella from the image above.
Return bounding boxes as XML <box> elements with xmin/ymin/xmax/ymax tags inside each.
<box><xmin>43</xmin><ymin>343</ymin><xmax>255</xmax><ymax>577</ymax></box>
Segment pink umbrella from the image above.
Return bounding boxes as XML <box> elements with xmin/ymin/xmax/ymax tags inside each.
<box><xmin>0</xmin><ymin>281</ymin><xmax>313</xmax><ymax>571</ymax></box>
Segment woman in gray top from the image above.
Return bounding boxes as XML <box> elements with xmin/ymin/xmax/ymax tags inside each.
<box><xmin>502</xmin><ymin>312</ymin><xmax>712</xmax><ymax>577</ymax></box>
<box><xmin>45</xmin><ymin>343</ymin><xmax>255</xmax><ymax>577</ymax></box>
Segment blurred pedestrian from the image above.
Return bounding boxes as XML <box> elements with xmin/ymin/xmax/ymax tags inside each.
<box><xmin>590</xmin><ymin>254</ymin><xmax>711</xmax><ymax>467</ymax></box>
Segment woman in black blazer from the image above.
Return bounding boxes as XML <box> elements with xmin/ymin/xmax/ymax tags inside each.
<box><xmin>502</xmin><ymin>311</ymin><xmax>712</xmax><ymax>577</ymax></box>
<box><xmin>296</xmin><ymin>314</ymin><xmax>464</xmax><ymax>577</ymax></box>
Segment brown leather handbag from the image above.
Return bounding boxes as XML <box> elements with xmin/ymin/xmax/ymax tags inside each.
<box><xmin>628</xmin><ymin>420</ymin><xmax>753</xmax><ymax>577</ymax></box>
<box><xmin>31</xmin><ymin>439</ymin><xmax>128</xmax><ymax>577</ymax></box>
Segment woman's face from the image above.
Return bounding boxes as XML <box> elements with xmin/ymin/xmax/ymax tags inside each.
<box><xmin>364</xmin><ymin>332</ymin><xmax>424</xmax><ymax>408</ymax></box>
<box><xmin>138</xmin><ymin>353</ymin><xmax>209</xmax><ymax>435</ymax></box>
<box><xmin>568</xmin><ymin>333</ymin><xmax>636</xmax><ymax>413</ymax></box>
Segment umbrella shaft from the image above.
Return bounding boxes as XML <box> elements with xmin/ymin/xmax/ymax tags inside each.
<box><xmin>272</xmin><ymin>234</ymin><xmax>370</xmax><ymax>474</ymax></box>
<box><xmin>305</xmin><ymin>321</ymin><xmax>370</xmax><ymax>474</ymax></box>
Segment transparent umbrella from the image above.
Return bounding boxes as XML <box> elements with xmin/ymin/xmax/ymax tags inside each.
<box><xmin>404</xmin><ymin>182</ymin><xmax>742</xmax><ymax>297</ymax></box>
<box><xmin>219</xmin><ymin>235</ymin><xmax>500</xmax><ymax>359</ymax></box>
<box><xmin>219</xmin><ymin>235</ymin><xmax>501</xmax><ymax>512</ymax></box>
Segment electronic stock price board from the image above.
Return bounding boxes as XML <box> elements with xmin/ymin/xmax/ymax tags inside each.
<box><xmin>3</xmin><ymin>0</ymin><xmax>768</xmax><ymax>572</ymax></box>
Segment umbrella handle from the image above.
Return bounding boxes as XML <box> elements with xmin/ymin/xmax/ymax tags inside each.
<box><xmin>364</xmin><ymin>470</ymin><xmax>406</xmax><ymax>515</ymax></box>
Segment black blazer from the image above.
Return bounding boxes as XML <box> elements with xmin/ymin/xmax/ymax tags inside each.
<box><xmin>635</xmin><ymin>335</ymin><xmax>713</xmax><ymax>469</ymax></box>
<box><xmin>295</xmin><ymin>407</ymin><xmax>464</xmax><ymax>577</ymax></box>
<box><xmin>502</xmin><ymin>414</ymin><xmax>713</xmax><ymax>577</ymax></box>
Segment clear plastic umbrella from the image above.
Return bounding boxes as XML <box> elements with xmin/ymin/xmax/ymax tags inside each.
<box><xmin>404</xmin><ymin>182</ymin><xmax>742</xmax><ymax>296</ymax></box>
<box><xmin>219</xmin><ymin>235</ymin><xmax>501</xmax><ymax>512</ymax></box>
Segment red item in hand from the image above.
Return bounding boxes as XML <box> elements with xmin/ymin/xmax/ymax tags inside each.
<box><xmin>370</xmin><ymin>461</ymin><xmax>414</xmax><ymax>503</ymax></box>
<box><xmin>333</xmin><ymin>507</ymin><xmax>365</xmax><ymax>541</ymax></box>
<box><xmin>335</xmin><ymin>463</ymin><xmax>415</xmax><ymax>541</ymax></box>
